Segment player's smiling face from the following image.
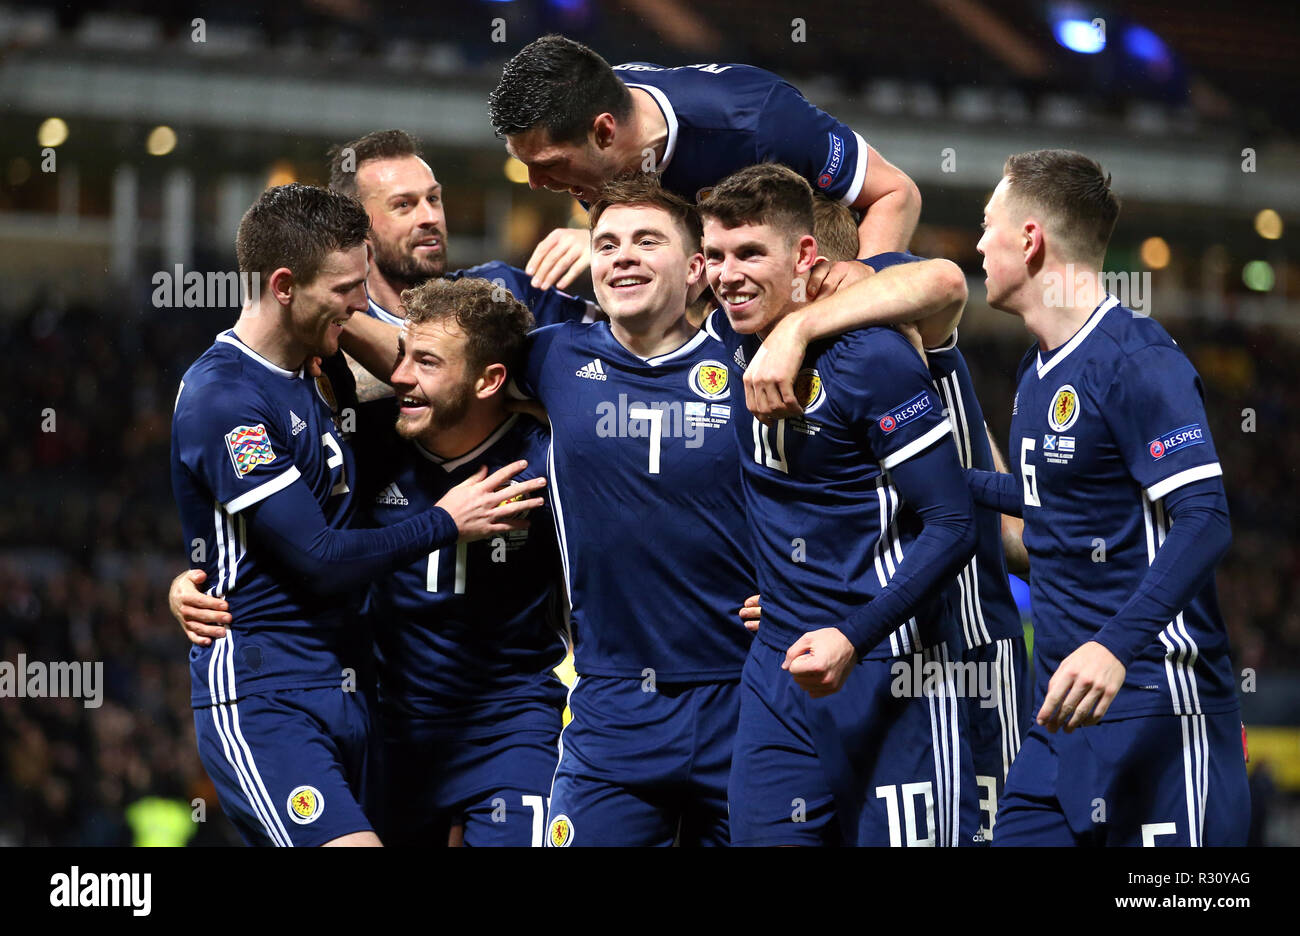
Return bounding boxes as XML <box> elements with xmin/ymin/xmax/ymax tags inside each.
<box><xmin>390</xmin><ymin>319</ymin><xmax>476</xmax><ymax>440</ymax></box>
<box><xmin>506</xmin><ymin>128</ymin><xmax>619</xmax><ymax>202</ymax></box>
<box><xmin>702</xmin><ymin>219</ymin><xmax>814</xmax><ymax>336</ymax></box>
<box><xmin>288</xmin><ymin>246</ymin><xmax>369</xmax><ymax>359</ymax></box>
<box><xmin>590</xmin><ymin>204</ymin><xmax>703</xmax><ymax>328</ymax></box>
<box><xmin>357</xmin><ymin>156</ymin><xmax>448</xmax><ymax>286</ymax></box>
<box><xmin>977</xmin><ymin>177</ymin><xmax>1029</xmax><ymax>312</ymax></box>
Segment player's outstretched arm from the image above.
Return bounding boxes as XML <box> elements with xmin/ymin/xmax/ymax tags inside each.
<box><xmin>835</xmin><ymin>440</ymin><xmax>977</xmax><ymax>659</ymax></box>
<box><xmin>987</xmin><ymin>425</ymin><xmax>1029</xmax><ymax>575</ymax></box>
<box><xmin>169</xmin><ymin>569</ymin><xmax>231</xmax><ymax>647</ymax></box>
<box><xmin>851</xmin><ymin>143</ymin><xmax>922</xmax><ymax>258</ymax></box>
<box><xmin>340</xmin><ymin>313</ymin><xmax>402</xmax><ymax>388</ymax></box>
<box><xmin>966</xmin><ymin>467</ymin><xmax>1023</xmax><ymax>517</ymax></box>
<box><xmin>744</xmin><ymin>259</ymin><xmax>966</xmax><ymax>420</ymax></box>
<box><xmin>785</xmin><ymin>441</ymin><xmax>977</xmax><ymax>698</ymax></box>
<box><xmin>244</xmin><ymin>464</ymin><xmax>543</xmax><ymax>595</ymax></box>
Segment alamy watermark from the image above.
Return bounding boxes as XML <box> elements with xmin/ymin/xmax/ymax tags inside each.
<box><xmin>152</xmin><ymin>266</ymin><xmax>259</xmax><ymax>309</ymax></box>
<box><xmin>1043</xmin><ymin>264</ymin><xmax>1151</xmax><ymax>316</ymax></box>
<box><xmin>890</xmin><ymin>652</ymin><xmax>1000</xmax><ymax>708</ymax></box>
<box><xmin>594</xmin><ymin>394</ymin><xmax>710</xmax><ymax>450</ymax></box>
<box><xmin>0</xmin><ymin>654</ymin><xmax>103</xmax><ymax>708</ymax></box>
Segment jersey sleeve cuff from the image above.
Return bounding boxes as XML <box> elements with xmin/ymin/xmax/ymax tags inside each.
<box><xmin>838</xmin><ymin>131</ymin><xmax>869</xmax><ymax>208</ymax></box>
<box><xmin>224</xmin><ymin>465</ymin><xmax>301</xmax><ymax>514</ymax></box>
<box><xmin>1145</xmin><ymin>462</ymin><xmax>1222</xmax><ymax>502</ymax></box>
<box><xmin>880</xmin><ymin>419</ymin><xmax>951</xmax><ymax>471</ymax></box>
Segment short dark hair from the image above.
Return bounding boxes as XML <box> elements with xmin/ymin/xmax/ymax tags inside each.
<box><xmin>400</xmin><ymin>277</ymin><xmax>534</xmax><ymax>379</ymax></box>
<box><xmin>488</xmin><ymin>34</ymin><xmax>633</xmax><ymax>143</ymax></box>
<box><xmin>1003</xmin><ymin>149</ymin><xmax>1121</xmax><ymax>263</ymax></box>
<box><xmin>698</xmin><ymin>163</ymin><xmax>815</xmax><ymax>241</ymax></box>
<box><xmin>812</xmin><ymin>194</ymin><xmax>859</xmax><ymax>262</ymax></box>
<box><xmin>588</xmin><ymin>173</ymin><xmax>703</xmax><ymax>253</ymax></box>
<box><xmin>235</xmin><ymin>183</ymin><xmax>370</xmax><ymax>289</ymax></box>
<box><xmin>327</xmin><ymin>129</ymin><xmax>424</xmax><ymax>198</ymax></box>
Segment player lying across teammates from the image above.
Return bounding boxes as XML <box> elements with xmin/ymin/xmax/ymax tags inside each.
<box><xmin>169</xmin><ymin>34</ymin><xmax>1247</xmax><ymax>847</ymax></box>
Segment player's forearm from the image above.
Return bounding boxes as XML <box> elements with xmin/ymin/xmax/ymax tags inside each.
<box><xmin>1001</xmin><ymin>514</ymin><xmax>1030</xmax><ymax>577</ymax></box>
<box><xmin>345</xmin><ymin>352</ymin><xmax>395</xmax><ymax>402</ymax></box>
<box><xmin>967</xmin><ymin>468</ymin><xmax>1023</xmax><ymax>517</ymax></box>
<box><xmin>245</xmin><ymin>483</ymin><xmax>457</xmax><ymax>595</ymax></box>
<box><xmin>987</xmin><ymin>425</ymin><xmax>1029</xmax><ymax>574</ymax></box>
<box><xmin>1092</xmin><ymin>483</ymin><xmax>1231</xmax><ymax>668</ymax></box>
<box><xmin>855</xmin><ymin>177</ymin><xmax>921</xmax><ymax>257</ymax></box>
<box><xmin>340</xmin><ymin>315</ymin><xmax>400</xmax><ymax>387</ymax></box>
<box><xmin>838</xmin><ymin>444</ymin><xmax>978</xmax><ymax>656</ymax></box>
<box><xmin>791</xmin><ymin>259</ymin><xmax>966</xmax><ymax>346</ymax></box>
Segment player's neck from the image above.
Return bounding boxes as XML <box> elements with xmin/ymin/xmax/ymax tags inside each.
<box><xmin>1024</xmin><ymin>263</ymin><xmax>1105</xmax><ymax>352</ymax></box>
<box><xmin>366</xmin><ymin>271</ymin><xmax>408</xmax><ymax>319</ymax></box>
<box><xmin>232</xmin><ymin>301</ymin><xmax>309</xmax><ymax>372</ymax></box>
<box><xmin>418</xmin><ymin>398</ymin><xmax>510</xmax><ymax>461</ymax></box>
<box><xmin>627</xmin><ymin>87</ymin><xmax>668</xmax><ymax>171</ymax></box>
<box><xmin>609</xmin><ymin>306</ymin><xmax>696</xmax><ymax>359</ymax></box>
<box><xmin>758</xmin><ymin>297</ymin><xmax>805</xmax><ymax>341</ymax></box>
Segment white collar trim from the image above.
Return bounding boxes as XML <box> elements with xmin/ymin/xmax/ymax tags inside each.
<box><xmin>1035</xmin><ymin>296</ymin><xmax>1119</xmax><ymax>379</ymax></box>
<box><xmin>368</xmin><ymin>297</ymin><xmax>403</xmax><ymax>326</ymax></box>
<box><xmin>625</xmin><ymin>82</ymin><xmax>679</xmax><ymax>174</ymax></box>
<box><xmin>415</xmin><ymin>414</ymin><xmax>520</xmax><ymax>473</ymax></box>
<box><xmin>641</xmin><ymin>327</ymin><xmax>709</xmax><ymax>366</ymax></box>
<box><xmin>216</xmin><ymin>331</ymin><xmax>302</xmax><ymax>379</ymax></box>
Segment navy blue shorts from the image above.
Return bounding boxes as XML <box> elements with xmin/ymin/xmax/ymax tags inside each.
<box><xmin>378</xmin><ymin>707</ymin><xmax>561</xmax><ymax>847</ymax></box>
<box><xmin>959</xmin><ymin>635</ymin><xmax>1033</xmax><ymax>843</ymax></box>
<box><xmin>545</xmin><ymin>675</ymin><xmax>737</xmax><ymax>847</ymax></box>
<box><xmin>730</xmin><ymin>638</ymin><xmax>978</xmax><ymax>846</ymax></box>
<box><xmin>995</xmin><ymin>709</ymin><xmax>1250</xmax><ymax>846</ymax></box>
<box><xmin>194</xmin><ymin>686</ymin><xmax>376</xmax><ymax>847</ymax></box>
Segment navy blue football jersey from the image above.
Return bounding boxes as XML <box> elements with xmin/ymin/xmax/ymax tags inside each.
<box><xmin>355</xmin><ymin>412</ymin><xmax>568</xmax><ymax>733</ymax></box>
<box><xmin>705</xmin><ymin>309</ymin><xmax>959</xmax><ymax>659</ymax></box>
<box><xmin>1009</xmin><ymin>296</ymin><xmax>1236</xmax><ymax>717</ymax></box>
<box><xmin>516</xmin><ymin>321</ymin><xmax>756</xmax><ymax>680</ymax></box>
<box><xmin>928</xmin><ymin>335</ymin><xmax>1024</xmax><ymax>649</ymax></box>
<box><xmin>612</xmin><ymin>62</ymin><xmax>868</xmax><ymax>205</ymax></box>
<box><xmin>860</xmin><ymin>251</ymin><xmax>1023</xmax><ymax>650</ymax></box>
<box><xmin>362</xmin><ymin>262</ymin><xmax>592</xmax><ymax>326</ymax></box>
<box><xmin>172</xmin><ymin>331</ymin><xmax>365</xmax><ymax>706</ymax></box>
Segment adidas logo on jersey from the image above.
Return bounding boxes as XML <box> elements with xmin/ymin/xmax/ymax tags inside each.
<box><xmin>289</xmin><ymin>410</ymin><xmax>307</xmax><ymax>436</ymax></box>
<box><xmin>734</xmin><ymin>346</ymin><xmax>747</xmax><ymax>369</ymax></box>
<box><xmin>374</xmin><ymin>482</ymin><xmax>409</xmax><ymax>506</ymax></box>
<box><xmin>576</xmin><ymin>359</ymin><xmax>608</xmax><ymax>381</ymax></box>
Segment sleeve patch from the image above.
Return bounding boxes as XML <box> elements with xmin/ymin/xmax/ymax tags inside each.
<box><xmin>225</xmin><ymin>423</ymin><xmax>277</xmax><ymax>477</ymax></box>
<box><xmin>817</xmin><ymin>132</ymin><xmax>847</xmax><ymax>190</ymax></box>
<box><xmin>877</xmin><ymin>391</ymin><xmax>933</xmax><ymax>433</ymax></box>
<box><xmin>1149</xmin><ymin>423</ymin><xmax>1206</xmax><ymax>460</ymax></box>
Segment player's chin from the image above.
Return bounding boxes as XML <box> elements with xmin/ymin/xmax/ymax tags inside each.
<box><xmin>411</xmin><ymin>252</ymin><xmax>446</xmax><ymax>278</ymax></box>
<box><xmin>393</xmin><ymin>410</ymin><xmax>430</xmax><ymax>439</ymax></box>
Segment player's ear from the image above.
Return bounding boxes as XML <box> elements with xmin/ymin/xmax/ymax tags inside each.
<box><xmin>794</xmin><ymin>234</ymin><xmax>819</xmax><ymax>273</ymax></box>
<box><xmin>476</xmin><ymin>362</ymin><xmax>508</xmax><ymax>399</ymax></box>
<box><xmin>685</xmin><ymin>251</ymin><xmax>705</xmax><ymax>287</ymax></box>
<box><xmin>268</xmin><ymin>267</ymin><xmax>295</xmax><ymax>307</ymax></box>
<box><xmin>1022</xmin><ymin>219</ymin><xmax>1045</xmax><ymax>267</ymax></box>
<box><xmin>592</xmin><ymin>112</ymin><xmax>617</xmax><ymax>150</ymax></box>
